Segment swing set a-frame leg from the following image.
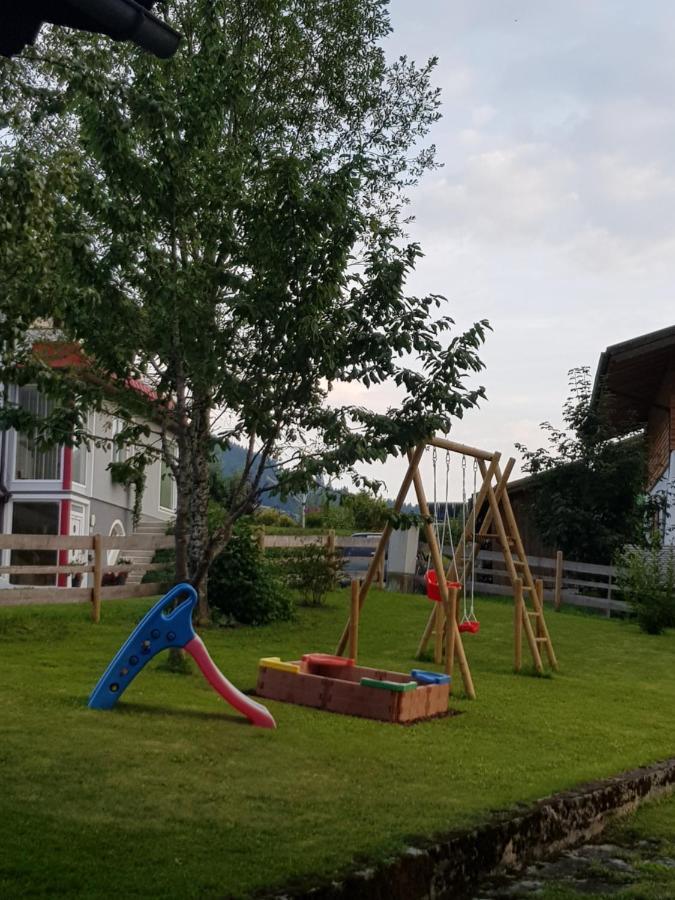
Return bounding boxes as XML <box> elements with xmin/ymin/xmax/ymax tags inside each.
<box><xmin>416</xmin><ymin>453</ymin><xmax>503</xmax><ymax>659</ymax></box>
<box><xmin>335</xmin><ymin>442</ymin><xmax>426</xmax><ymax>657</ymax></box>
<box><xmin>408</xmin><ymin>450</ymin><xmax>476</xmax><ymax>700</ymax></box>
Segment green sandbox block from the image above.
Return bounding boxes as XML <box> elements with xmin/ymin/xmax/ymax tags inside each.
<box><xmin>359</xmin><ymin>677</ymin><xmax>418</xmax><ymax>692</ymax></box>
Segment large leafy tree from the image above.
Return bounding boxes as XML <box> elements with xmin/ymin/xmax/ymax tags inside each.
<box><xmin>0</xmin><ymin>1</ymin><xmax>489</xmax><ymax>619</ymax></box>
<box><xmin>516</xmin><ymin>367</ymin><xmax>651</xmax><ymax>563</ymax></box>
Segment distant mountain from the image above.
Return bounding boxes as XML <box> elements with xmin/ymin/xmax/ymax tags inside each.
<box><xmin>213</xmin><ymin>444</ymin><xmax>416</xmax><ymax>516</ymax></box>
<box><xmin>213</xmin><ymin>444</ymin><xmax>304</xmax><ymax>518</ymax></box>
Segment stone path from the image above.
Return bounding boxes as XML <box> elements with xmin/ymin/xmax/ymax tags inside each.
<box><xmin>476</xmin><ymin>839</ymin><xmax>675</xmax><ymax>898</ymax></box>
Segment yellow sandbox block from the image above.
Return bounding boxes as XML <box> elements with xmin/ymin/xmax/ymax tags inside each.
<box><xmin>259</xmin><ymin>657</ymin><xmax>300</xmax><ymax>674</ymax></box>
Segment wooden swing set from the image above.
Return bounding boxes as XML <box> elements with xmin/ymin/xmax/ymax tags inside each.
<box><xmin>335</xmin><ymin>437</ymin><xmax>559</xmax><ymax>699</ymax></box>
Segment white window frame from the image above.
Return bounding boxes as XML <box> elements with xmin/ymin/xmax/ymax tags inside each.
<box><xmin>9</xmin><ymin>385</ymin><xmax>63</xmax><ymax>486</ymax></box>
<box><xmin>110</xmin><ymin>417</ymin><xmax>126</xmax><ymax>466</ymax></box>
<box><xmin>159</xmin><ymin>458</ymin><xmax>177</xmax><ymax>512</ymax></box>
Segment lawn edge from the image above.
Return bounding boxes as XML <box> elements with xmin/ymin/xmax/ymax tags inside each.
<box><xmin>265</xmin><ymin>757</ymin><xmax>675</xmax><ymax>900</ymax></box>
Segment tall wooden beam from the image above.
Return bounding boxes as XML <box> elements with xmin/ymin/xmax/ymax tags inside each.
<box><xmin>409</xmin><ymin>449</ymin><xmax>476</xmax><ymax>700</ymax></box>
<box><xmin>336</xmin><ymin>442</ymin><xmax>426</xmax><ymax>656</ymax></box>
<box><xmin>417</xmin><ymin>452</ymin><xmax>502</xmax><ymax>658</ymax></box>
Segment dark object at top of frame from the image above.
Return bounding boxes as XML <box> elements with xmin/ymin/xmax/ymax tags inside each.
<box><xmin>1</xmin><ymin>0</ymin><xmax>181</xmax><ymax>59</ymax></box>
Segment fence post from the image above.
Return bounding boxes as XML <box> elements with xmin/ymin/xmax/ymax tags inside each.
<box><xmin>257</xmin><ymin>527</ymin><xmax>266</xmax><ymax>553</ymax></box>
<box><xmin>92</xmin><ymin>533</ymin><xmax>103</xmax><ymax>624</ymax></box>
<box><xmin>535</xmin><ymin>578</ymin><xmax>545</xmax><ymax>637</ymax></box>
<box><xmin>554</xmin><ymin>550</ymin><xmax>563</xmax><ymax>611</ymax></box>
<box><xmin>434</xmin><ymin>600</ymin><xmax>444</xmax><ymax>665</ymax></box>
<box><xmin>326</xmin><ymin>529</ymin><xmax>336</xmax><ymax>554</ymax></box>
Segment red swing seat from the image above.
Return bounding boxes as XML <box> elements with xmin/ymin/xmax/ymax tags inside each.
<box><xmin>425</xmin><ymin>571</ymin><xmax>462</xmax><ymax>602</ymax></box>
<box><xmin>458</xmin><ymin>620</ymin><xmax>480</xmax><ymax>634</ymax></box>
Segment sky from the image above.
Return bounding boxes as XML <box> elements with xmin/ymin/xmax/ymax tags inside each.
<box><xmin>332</xmin><ymin>0</ymin><xmax>675</xmax><ymax>501</ymax></box>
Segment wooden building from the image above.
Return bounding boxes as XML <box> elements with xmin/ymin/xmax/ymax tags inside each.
<box><xmin>591</xmin><ymin>325</ymin><xmax>675</xmax><ymax>544</ymax></box>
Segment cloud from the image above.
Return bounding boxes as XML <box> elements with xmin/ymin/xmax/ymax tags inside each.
<box><xmin>348</xmin><ymin>1</ymin><xmax>675</xmax><ymax>500</ymax></box>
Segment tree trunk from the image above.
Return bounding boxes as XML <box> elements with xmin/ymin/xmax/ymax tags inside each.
<box><xmin>187</xmin><ymin>395</ymin><xmax>213</xmax><ymax>624</ymax></box>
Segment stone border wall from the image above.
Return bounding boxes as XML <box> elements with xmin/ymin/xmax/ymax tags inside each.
<box><xmin>270</xmin><ymin>758</ymin><xmax>675</xmax><ymax>900</ymax></box>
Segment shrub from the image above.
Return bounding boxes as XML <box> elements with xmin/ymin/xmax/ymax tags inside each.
<box><xmin>254</xmin><ymin>507</ymin><xmax>297</xmax><ymax>528</ymax></box>
<box><xmin>209</xmin><ymin>524</ymin><xmax>294</xmax><ymax>625</ymax></box>
<box><xmin>615</xmin><ymin>541</ymin><xmax>675</xmax><ymax>635</ymax></box>
<box><xmin>282</xmin><ymin>543</ymin><xmax>343</xmax><ymax>606</ymax></box>
<box><xmin>305</xmin><ymin>511</ymin><xmax>324</xmax><ymax>528</ymax></box>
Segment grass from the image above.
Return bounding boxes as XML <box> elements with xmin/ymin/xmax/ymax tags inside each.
<box><xmin>1</xmin><ymin>589</ymin><xmax>674</xmax><ymax>899</ymax></box>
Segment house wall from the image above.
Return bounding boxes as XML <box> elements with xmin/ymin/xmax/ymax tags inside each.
<box><xmin>508</xmin><ymin>490</ymin><xmax>558</xmax><ymax>558</ymax></box>
<box><xmin>645</xmin><ymin>367</ymin><xmax>675</xmax><ymax>490</ymax></box>
<box><xmin>0</xmin><ymin>390</ymin><xmax>176</xmax><ymax>541</ymax></box>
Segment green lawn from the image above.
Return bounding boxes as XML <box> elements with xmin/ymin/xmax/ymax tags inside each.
<box><xmin>1</xmin><ymin>589</ymin><xmax>674</xmax><ymax>899</ymax></box>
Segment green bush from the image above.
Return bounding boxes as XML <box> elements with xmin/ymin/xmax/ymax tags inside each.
<box><xmin>209</xmin><ymin>524</ymin><xmax>294</xmax><ymax>625</ymax></box>
<box><xmin>253</xmin><ymin>507</ymin><xmax>297</xmax><ymax>528</ymax></box>
<box><xmin>305</xmin><ymin>511</ymin><xmax>324</xmax><ymax>528</ymax></box>
<box><xmin>282</xmin><ymin>543</ymin><xmax>343</xmax><ymax>606</ymax></box>
<box><xmin>615</xmin><ymin>541</ymin><xmax>675</xmax><ymax>635</ymax></box>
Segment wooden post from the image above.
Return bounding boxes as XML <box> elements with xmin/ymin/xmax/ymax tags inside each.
<box><xmin>535</xmin><ymin>578</ymin><xmax>544</xmax><ymax>638</ymax></box>
<box><xmin>257</xmin><ymin>527</ymin><xmax>266</xmax><ymax>553</ymax></box>
<box><xmin>434</xmin><ymin>601</ymin><xmax>443</xmax><ymax>664</ymax></box>
<box><xmin>554</xmin><ymin>550</ymin><xmax>563</xmax><ymax>611</ymax></box>
<box><xmin>92</xmin><ymin>533</ymin><xmax>102</xmax><ymax>624</ymax></box>
<box><xmin>376</xmin><ymin>558</ymin><xmax>385</xmax><ymax>589</ymax></box>
<box><xmin>514</xmin><ymin>577</ymin><xmax>523</xmax><ymax>671</ymax></box>
<box><xmin>446</xmin><ymin>584</ymin><xmax>458</xmax><ymax>678</ymax></box>
<box><xmin>349</xmin><ymin>579</ymin><xmax>360</xmax><ymax>661</ymax></box>
<box><xmin>326</xmin><ymin>529</ymin><xmax>336</xmax><ymax>554</ymax></box>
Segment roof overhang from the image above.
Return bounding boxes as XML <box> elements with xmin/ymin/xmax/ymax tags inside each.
<box><xmin>590</xmin><ymin>324</ymin><xmax>675</xmax><ymax>431</ymax></box>
<box><xmin>0</xmin><ymin>0</ymin><xmax>180</xmax><ymax>59</ymax></box>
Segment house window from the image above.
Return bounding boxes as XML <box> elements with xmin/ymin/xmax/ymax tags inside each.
<box><xmin>10</xmin><ymin>501</ymin><xmax>60</xmax><ymax>586</ymax></box>
<box><xmin>110</xmin><ymin>418</ymin><xmax>125</xmax><ymax>465</ymax></box>
<box><xmin>160</xmin><ymin>459</ymin><xmax>176</xmax><ymax>510</ymax></box>
<box><xmin>14</xmin><ymin>387</ymin><xmax>61</xmax><ymax>480</ymax></box>
<box><xmin>72</xmin><ymin>442</ymin><xmax>87</xmax><ymax>486</ymax></box>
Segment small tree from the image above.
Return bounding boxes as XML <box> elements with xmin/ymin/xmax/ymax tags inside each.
<box><xmin>616</xmin><ymin>539</ymin><xmax>675</xmax><ymax>635</ymax></box>
<box><xmin>282</xmin><ymin>543</ymin><xmax>343</xmax><ymax>607</ymax></box>
<box><xmin>344</xmin><ymin>490</ymin><xmax>390</xmax><ymax>532</ymax></box>
<box><xmin>516</xmin><ymin>368</ymin><xmax>652</xmax><ymax>564</ymax></box>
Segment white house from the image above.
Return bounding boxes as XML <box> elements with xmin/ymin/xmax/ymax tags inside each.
<box><xmin>0</xmin><ymin>344</ymin><xmax>176</xmax><ymax>586</ymax></box>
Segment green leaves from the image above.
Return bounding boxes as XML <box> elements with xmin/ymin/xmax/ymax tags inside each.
<box><xmin>516</xmin><ymin>367</ymin><xmax>650</xmax><ymax>563</ymax></box>
<box><xmin>1</xmin><ymin>1</ymin><xmax>490</xmax><ymax>606</ymax></box>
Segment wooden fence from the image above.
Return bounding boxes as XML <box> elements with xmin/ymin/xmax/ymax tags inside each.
<box><xmin>261</xmin><ymin>531</ymin><xmax>384</xmax><ymax>584</ymax></box>
<box><xmin>473</xmin><ymin>548</ymin><xmax>628</xmax><ymax>616</ymax></box>
<box><xmin>0</xmin><ymin>530</ymin><xmax>383</xmax><ymax>620</ymax></box>
<box><xmin>0</xmin><ymin>533</ymin><xmax>173</xmax><ymax>621</ymax></box>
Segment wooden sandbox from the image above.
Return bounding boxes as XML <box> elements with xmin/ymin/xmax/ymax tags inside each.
<box><xmin>255</xmin><ymin>654</ymin><xmax>451</xmax><ymax>724</ymax></box>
